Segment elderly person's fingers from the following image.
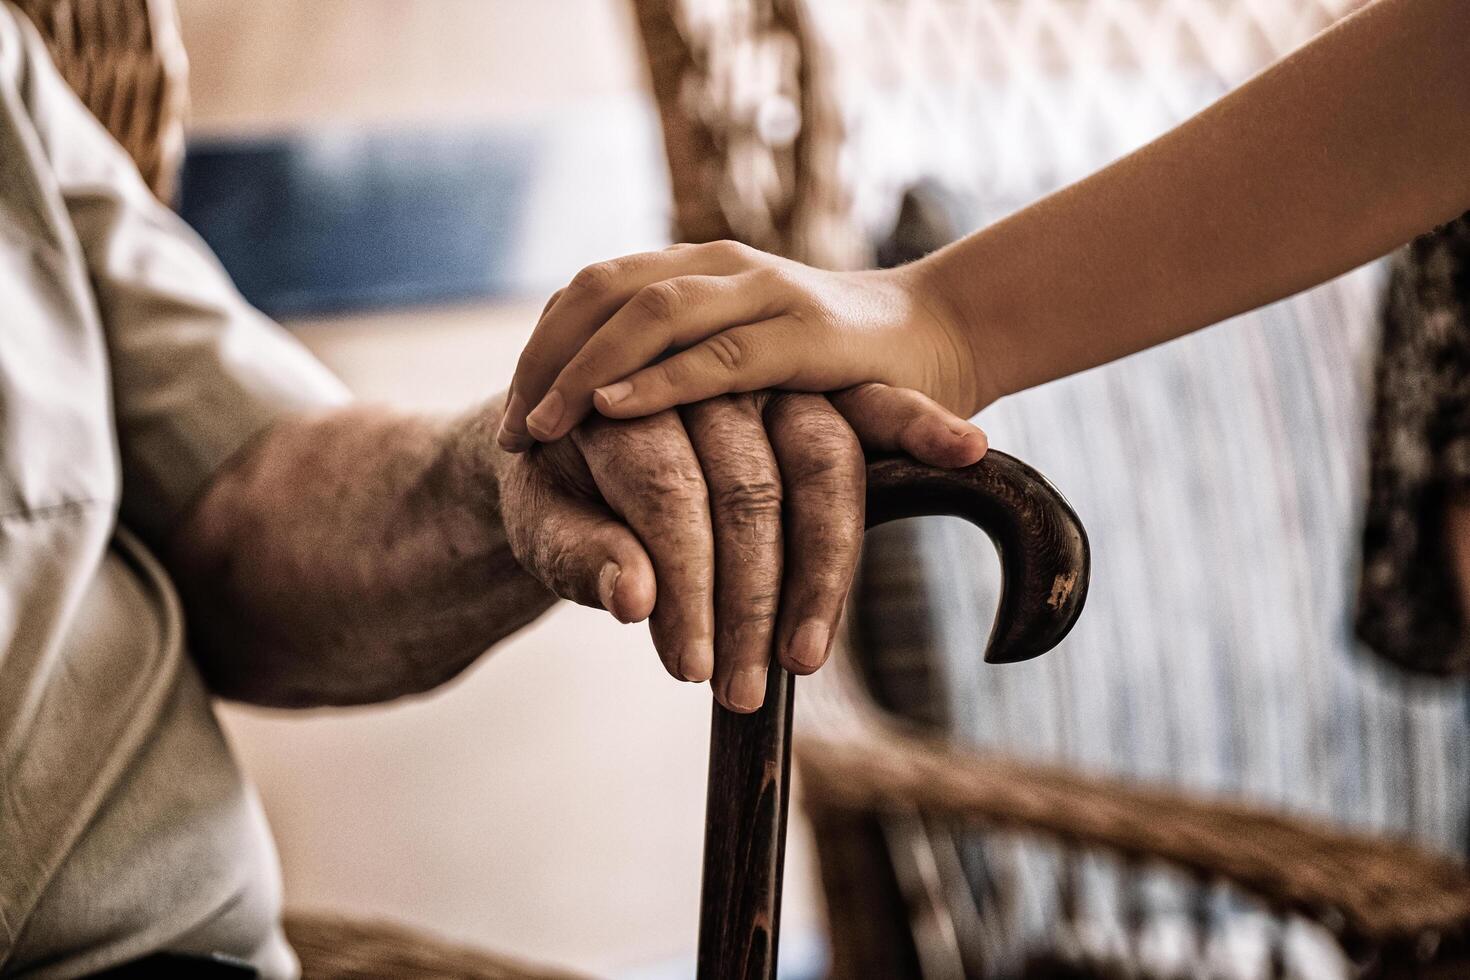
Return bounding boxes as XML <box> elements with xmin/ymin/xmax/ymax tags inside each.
<box><xmin>680</xmin><ymin>396</ymin><xmax>786</xmax><ymax>712</ymax></box>
<box><xmin>829</xmin><ymin>383</ymin><xmax>988</xmax><ymax>468</ymax></box>
<box><xmin>498</xmin><ymin>445</ymin><xmax>657</xmax><ymax>625</ymax></box>
<box><xmin>572</xmin><ymin>410</ymin><xmax>717</xmax><ymax>683</ymax></box>
<box><xmin>498</xmin><ymin>241</ymin><xmax>768</xmax><ymax>451</ymax></box>
<box><xmin>764</xmin><ymin>394</ymin><xmax>865</xmax><ymax>677</ymax></box>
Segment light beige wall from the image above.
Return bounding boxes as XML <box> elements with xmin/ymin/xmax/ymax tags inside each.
<box><xmin>174</xmin><ymin>0</ymin><xmax>675</xmax><ymax>297</ymax></box>
<box><xmin>176</xmin><ymin>0</ymin><xmax>646</xmax><ymax>135</ymax></box>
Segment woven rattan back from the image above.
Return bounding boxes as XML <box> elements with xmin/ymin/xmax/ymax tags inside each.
<box><xmin>632</xmin><ymin>0</ymin><xmax>1365</xmax><ymax>269</ymax></box>
<box><xmin>10</xmin><ymin>0</ymin><xmax>187</xmax><ymax>200</ymax></box>
<box><xmin>628</xmin><ymin>2</ymin><xmax>1415</xmax><ymax>976</ymax></box>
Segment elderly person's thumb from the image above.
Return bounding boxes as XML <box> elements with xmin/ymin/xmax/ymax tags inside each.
<box><xmin>499</xmin><ymin>459</ymin><xmax>657</xmax><ymax>626</ymax></box>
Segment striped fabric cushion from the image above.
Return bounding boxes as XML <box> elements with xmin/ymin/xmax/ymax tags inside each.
<box><xmin>852</xmin><ymin>263</ymin><xmax>1470</xmax><ymax>976</ymax></box>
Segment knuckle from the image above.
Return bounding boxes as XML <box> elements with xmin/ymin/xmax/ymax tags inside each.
<box><xmin>778</xmin><ymin>409</ymin><xmax>863</xmax><ymax>487</ymax></box>
<box><xmin>829</xmin><ymin>381</ymin><xmax>902</xmax><ymax>422</ymax></box>
<box><xmin>517</xmin><ymin>346</ymin><xmax>561</xmax><ymax>384</ymax></box>
<box><xmin>849</xmin><ymin>381</ymin><xmax>893</xmax><ymax>402</ymax></box>
<box><xmin>655</xmin><ymin>356</ymin><xmax>693</xmax><ymax>388</ymax></box>
<box><xmin>631</xmin><ymin>280</ymin><xmax>684</xmax><ymax>322</ymax></box>
<box><xmin>569</xmin><ymin>261</ymin><xmax>617</xmax><ymax>298</ymax></box>
<box><xmin>712</xmin><ymin>474</ymin><xmax>783</xmax><ymax>521</ymax></box>
<box><xmin>829</xmin><ymin>382</ymin><xmax>885</xmax><ymax>408</ymax></box>
<box><xmin>704</xmin><ymin>332</ymin><xmax>751</xmax><ymax>373</ymax></box>
<box><xmin>790</xmin><ymin>293</ymin><xmax>833</xmax><ymax>329</ymax></box>
<box><xmin>755</xmin><ymin>264</ymin><xmax>795</xmax><ymax>293</ymax></box>
<box><xmin>558</xmin><ymin>349</ymin><xmax>597</xmax><ymax>390</ymax></box>
<box><xmin>581</xmin><ymin>408</ymin><xmax>667</xmax><ymax>444</ymax></box>
<box><xmin>682</xmin><ymin>390</ymin><xmax>761</xmax><ymax>424</ymax></box>
<box><xmin>639</xmin><ymin>457</ymin><xmax>707</xmax><ymax>501</ymax></box>
<box><xmin>706</xmin><ymin>239</ymin><xmax>750</xmax><ymax>262</ymax></box>
<box><xmin>726</xmin><ymin>591</ymin><xmax>781</xmax><ymax>634</ymax></box>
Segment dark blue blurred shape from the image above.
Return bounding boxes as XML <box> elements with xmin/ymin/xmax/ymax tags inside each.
<box><xmin>177</xmin><ymin>128</ymin><xmax>535</xmax><ymax>318</ymax></box>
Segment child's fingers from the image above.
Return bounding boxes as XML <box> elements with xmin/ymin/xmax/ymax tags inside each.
<box><xmin>523</xmin><ymin>270</ymin><xmax>789</xmax><ymax>443</ymax></box>
<box><xmin>828</xmin><ymin>383</ymin><xmax>988</xmax><ymax>468</ymax></box>
<box><xmin>592</xmin><ymin>319</ymin><xmax>809</xmax><ymax>418</ymax></box>
<box><xmin>498</xmin><ymin>242</ymin><xmax>760</xmax><ymax>450</ymax></box>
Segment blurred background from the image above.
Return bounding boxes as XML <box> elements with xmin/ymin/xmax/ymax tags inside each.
<box><xmin>153</xmin><ymin>1</ymin><xmax>1470</xmax><ymax>978</ymax></box>
<box><xmin>176</xmin><ymin>3</ymin><xmax>821</xmax><ymax>978</ymax></box>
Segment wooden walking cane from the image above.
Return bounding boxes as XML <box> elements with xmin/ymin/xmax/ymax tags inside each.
<box><xmin>696</xmin><ymin>451</ymin><xmax>1091</xmax><ymax>979</ymax></box>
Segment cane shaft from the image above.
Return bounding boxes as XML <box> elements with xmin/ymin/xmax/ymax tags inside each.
<box><xmin>694</xmin><ymin>451</ymin><xmax>1089</xmax><ymax>976</ymax></box>
<box><xmin>696</xmin><ymin>667</ymin><xmax>794</xmax><ymax>980</ymax></box>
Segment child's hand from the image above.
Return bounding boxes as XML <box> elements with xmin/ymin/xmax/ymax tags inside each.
<box><xmin>496</xmin><ymin>241</ymin><xmax>986</xmax><ymax>451</ymax></box>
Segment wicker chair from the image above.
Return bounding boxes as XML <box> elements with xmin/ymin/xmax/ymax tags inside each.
<box><xmin>34</xmin><ymin>0</ymin><xmax>1470</xmax><ymax>975</ymax></box>
<box><xmin>628</xmin><ymin>1</ymin><xmax>1470</xmax><ymax>977</ymax></box>
<box><xmin>14</xmin><ymin>1</ymin><xmax>589</xmax><ymax>976</ymax></box>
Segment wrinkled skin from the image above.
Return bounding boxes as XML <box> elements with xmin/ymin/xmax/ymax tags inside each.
<box><xmin>176</xmin><ymin>383</ymin><xmax>980</xmax><ymax>713</ymax></box>
<box><xmin>500</xmin><ymin>393</ymin><xmax>865</xmax><ymax>713</ymax></box>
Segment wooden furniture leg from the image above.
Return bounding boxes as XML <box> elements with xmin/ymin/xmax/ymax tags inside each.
<box><xmin>697</xmin><ymin>452</ymin><xmax>1091</xmax><ymax>979</ymax></box>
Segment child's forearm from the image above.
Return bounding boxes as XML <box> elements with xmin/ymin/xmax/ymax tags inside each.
<box><xmin>496</xmin><ymin>0</ymin><xmax>1470</xmax><ymax>438</ymax></box>
<box><xmin>923</xmin><ymin>0</ymin><xmax>1470</xmax><ymax>406</ymax></box>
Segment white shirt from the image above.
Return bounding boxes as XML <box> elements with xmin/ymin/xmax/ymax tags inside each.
<box><xmin>0</xmin><ymin>4</ymin><xmax>348</xmax><ymax>975</ymax></box>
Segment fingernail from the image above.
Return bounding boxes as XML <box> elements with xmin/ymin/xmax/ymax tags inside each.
<box><xmin>726</xmin><ymin>666</ymin><xmax>767</xmax><ymax>712</ymax></box>
<box><xmin>594</xmin><ymin>381</ymin><xmax>633</xmax><ymax>410</ymax></box>
<box><xmin>597</xmin><ymin>561</ymin><xmax>622</xmax><ymax>618</ymax></box>
<box><xmin>786</xmin><ymin>620</ymin><xmax>830</xmax><ymax>671</ymax></box>
<box><xmin>679</xmin><ymin>640</ymin><xmax>714</xmax><ymax>683</ymax></box>
<box><xmin>525</xmin><ymin>390</ymin><xmax>565</xmax><ymax>440</ymax></box>
<box><xmin>947</xmin><ymin>420</ymin><xmax>987</xmax><ymax>464</ymax></box>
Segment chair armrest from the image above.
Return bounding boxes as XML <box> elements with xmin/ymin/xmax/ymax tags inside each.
<box><xmin>796</xmin><ymin>727</ymin><xmax>1470</xmax><ymax>948</ymax></box>
<box><xmin>283</xmin><ymin>913</ymin><xmax>589</xmax><ymax>980</ymax></box>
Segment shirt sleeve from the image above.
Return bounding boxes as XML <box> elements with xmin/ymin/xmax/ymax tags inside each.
<box><xmin>6</xmin><ymin>6</ymin><xmax>350</xmax><ymax>545</ymax></box>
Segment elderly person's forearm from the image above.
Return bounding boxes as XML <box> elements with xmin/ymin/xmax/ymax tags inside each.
<box><xmin>169</xmin><ymin>382</ymin><xmax>982</xmax><ymax>713</ymax></box>
<box><xmin>169</xmin><ymin>396</ymin><xmax>551</xmax><ymax>707</ymax></box>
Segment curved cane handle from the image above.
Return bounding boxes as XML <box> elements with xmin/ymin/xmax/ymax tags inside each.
<box><xmin>866</xmin><ymin>451</ymin><xmax>1090</xmax><ymax>663</ymax></box>
<box><xmin>698</xmin><ymin>451</ymin><xmax>1089</xmax><ymax>980</ymax></box>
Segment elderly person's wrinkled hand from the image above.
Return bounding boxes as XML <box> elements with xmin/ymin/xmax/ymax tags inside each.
<box><xmin>498</xmin><ymin>384</ymin><xmax>986</xmax><ymax>712</ymax></box>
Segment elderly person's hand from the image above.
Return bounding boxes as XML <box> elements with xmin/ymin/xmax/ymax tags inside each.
<box><xmin>498</xmin><ymin>384</ymin><xmax>985</xmax><ymax>712</ymax></box>
<box><xmin>174</xmin><ymin>377</ymin><xmax>979</xmax><ymax>712</ymax></box>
